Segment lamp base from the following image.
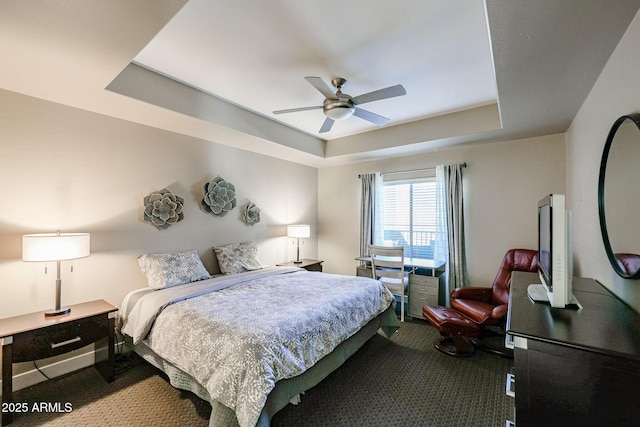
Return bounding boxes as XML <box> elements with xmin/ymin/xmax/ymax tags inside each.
<box><xmin>44</xmin><ymin>307</ymin><xmax>71</xmax><ymax>317</ymax></box>
<box><xmin>293</xmin><ymin>260</ymin><xmax>303</xmax><ymax>264</ymax></box>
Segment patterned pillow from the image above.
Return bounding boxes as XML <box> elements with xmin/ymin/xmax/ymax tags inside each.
<box><xmin>138</xmin><ymin>250</ymin><xmax>211</xmax><ymax>289</ymax></box>
<box><xmin>213</xmin><ymin>242</ymin><xmax>262</xmax><ymax>274</ymax></box>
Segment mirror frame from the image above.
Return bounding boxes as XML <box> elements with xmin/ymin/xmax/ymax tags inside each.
<box><xmin>598</xmin><ymin>113</ymin><xmax>640</xmax><ymax>279</ymax></box>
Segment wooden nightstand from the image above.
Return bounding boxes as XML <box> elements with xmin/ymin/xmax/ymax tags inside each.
<box><xmin>0</xmin><ymin>300</ymin><xmax>117</xmax><ymax>426</ymax></box>
<box><xmin>277</xmin><ymin>258</ymin><xmax>324</xmax><ymax>272</ymax></box>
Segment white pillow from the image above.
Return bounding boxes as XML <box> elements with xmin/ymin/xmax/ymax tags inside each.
<box><xmin>138</xmin><ymin>250</ymin><xmax>211</xmax><ymax>289</ymax></box>
<box><xmin>213</xmin><ymin>242</ymin><xmax>262</xmax><ymax>274</ymax></box>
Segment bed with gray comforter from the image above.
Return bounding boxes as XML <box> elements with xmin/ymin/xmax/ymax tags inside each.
<box><xmin>119</xmin><ymin>266</ymin><xmax>398</xmax><ymax>427</ymax></box>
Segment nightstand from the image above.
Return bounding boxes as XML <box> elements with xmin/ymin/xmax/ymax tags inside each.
<box><xmin>277</xmin><ymin>258</ymin><xmax>323</xmax><ymax>272</ymax></box>
<box><xmin>0</xmin><ymin>300</ymin><xmax>117</xmax><ymax>426</ymax></box>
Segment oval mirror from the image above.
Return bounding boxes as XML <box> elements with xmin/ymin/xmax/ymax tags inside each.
<box><xmin>598</xmin><ymin>114</ymin><xmax>640</xmax><ymax>279</ymax></box>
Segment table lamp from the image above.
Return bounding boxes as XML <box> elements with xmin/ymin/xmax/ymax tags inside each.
<box><xmin>287</xmin><ymin>224</ymin><xmax>310</xmax><ymax>263</ymax></box>
<box><xmin>22</xmin><ymin>231</ymin><xmax>90</xmax><ymax>316</ymax></box>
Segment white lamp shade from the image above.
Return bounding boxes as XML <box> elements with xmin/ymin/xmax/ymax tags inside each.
<box><xmin>22</xmin><ymin>233</ymin><xmax>91</xmax><ymax>262</ymax></box>
<box><xmin>287</xmin><ymin>224</ymin><xmax>310</xmax><ymax>239</ymax></box>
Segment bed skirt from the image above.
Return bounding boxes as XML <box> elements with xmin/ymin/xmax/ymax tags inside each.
<box><xmin>134</xmin><ymin>304</ymin><xmax>398</xmax><ymax>426</ymax></box>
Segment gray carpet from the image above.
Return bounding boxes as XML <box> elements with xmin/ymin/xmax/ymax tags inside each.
<box><xmin>8</xmin><ymin>320</ymin><xmax>513</xmax><ymax>426</ymax></box>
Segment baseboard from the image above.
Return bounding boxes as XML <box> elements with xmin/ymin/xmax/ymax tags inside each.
<box><xmin>0</xmin><ymin>342</ymin><xmax>123</xmax><ymax>396</ymax></box>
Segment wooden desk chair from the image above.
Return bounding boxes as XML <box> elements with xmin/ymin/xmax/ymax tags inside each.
<box><xmin>369</xmin><ymin>245</ymin><xmax>409</xmax><ymax>322</ymax></box>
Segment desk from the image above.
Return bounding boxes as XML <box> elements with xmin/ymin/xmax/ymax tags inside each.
<box><xmin>356</xmin><ymin>256</ymin><xmax>445</xmax><ymax>317</ymax></box>
<box><xmin>355</xmin><ymin>256</ymin><xmax>444</xmax><ymax>276</ymax></box>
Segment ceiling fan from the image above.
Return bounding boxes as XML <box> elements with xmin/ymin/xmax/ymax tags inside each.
<box><xmin>273</xmin><ymin>76</ymin><xmax>406</xmax><ymax>133</ymax></box>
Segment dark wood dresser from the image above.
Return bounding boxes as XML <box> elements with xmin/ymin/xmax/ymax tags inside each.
<box><xmin>506</xmin><ymin>271</ymin><xmax>640</xmax><ymax>426</ymax></box>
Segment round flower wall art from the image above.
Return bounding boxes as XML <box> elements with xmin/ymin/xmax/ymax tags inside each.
<box><xmin>143</xmin><ymin>188</ymin><xmax>185</xmax><ymax>230</ymax></box>
<box><xmin>201</xmin><ymin>176</ymin><xmax>237</xmax><ymax>216</ymax></box>
<box><xmin>242</xmin><ymin>201</ymin><xmax>260</xmax><ymax>225</ymax></box>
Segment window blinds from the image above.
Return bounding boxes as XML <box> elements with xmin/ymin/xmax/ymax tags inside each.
<box><xmin>382</xmin><ymin>176</ymin><xmax>437</xmax><ymax>259</ymax></box>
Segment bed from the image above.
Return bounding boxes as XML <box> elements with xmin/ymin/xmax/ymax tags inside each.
<box><xmin>117</xmin><ymin>247</ymin><xmax>399</xmax><ymax>427</ymax></box>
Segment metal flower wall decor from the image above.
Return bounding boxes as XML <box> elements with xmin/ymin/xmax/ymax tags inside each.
<box><xmin>242</xmin><ymin>201</ymin><xmax>261</xmax><ymax>225</ymax></box>
<box><xmin>143</xmin><ymin>188</ymin><xmax>185</xmax><ymax>229</ymax></box>
<box><xmin>201</xmin><ymin>176</ymin><xmax>237</xmax><ymax>216</ymax></box>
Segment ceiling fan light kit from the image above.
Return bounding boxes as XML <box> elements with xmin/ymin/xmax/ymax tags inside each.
<box><xmin>273</xmin><ymin>76</ymin><xmax>406</xmax><ymax>133</ymax></box>
<box><xmin>323</xmin><ymin>99</ymin><xmax>355</xmax><ymax>120</ymax></box>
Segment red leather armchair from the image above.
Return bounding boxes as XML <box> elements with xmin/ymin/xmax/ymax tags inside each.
<box><xmin>422</xmin><ymin>249</ymin><xmax>538</xmax><ymax>356</ymax></box>
<box><xmin>451</xmin><ymin>248</ymin><xmax>538</xmax><ymax>329</ymax></box>
<box><xmin>614</xmin><ymin>253</ymin><xmax>640</xmax><ymax>277</ymax></box>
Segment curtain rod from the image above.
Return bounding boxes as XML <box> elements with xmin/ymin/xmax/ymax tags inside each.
<box><xmin>358</xmin><ymin>162</ymin><xmax>466</xmax><ymax>178</ymax></box>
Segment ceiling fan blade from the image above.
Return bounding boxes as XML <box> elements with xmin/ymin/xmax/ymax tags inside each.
<box><xmin>273</xmin><ymin>105</ymin><xmax>322</xmax><ymax>114</ymax></box>
<box><xmin>305</xmin><ymin>76</ymin><xmax>336</xmax><ymax>99</ymax></box>
<box><xmin>319</xmin><ymin>117</ymin><xmax>335</xmax><ymax>133</ymax></box>
<box><xmin>351</xmin><ymin>84</ymin><xmax>406</xmax><ymax>105</ymax></box>
<box><xmin>353</xmin><ymin>107</ymin><xmax>390</xmax><ymax>126</ymax></box>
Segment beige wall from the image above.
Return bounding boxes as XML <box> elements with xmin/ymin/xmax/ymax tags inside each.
<box><xmin>0</xmin><ymin>90</ymin><xmax>318</xmax><ymax>319</ymax></box>
<box><xmin>318</xmin><ymin>134</ymin><xmax>566</xmax><ymax>286</ymax></box>
<box><xmin>567</xmin><ymin>8</ymin><xmax>640</xmax><ymax>310</ymax></box>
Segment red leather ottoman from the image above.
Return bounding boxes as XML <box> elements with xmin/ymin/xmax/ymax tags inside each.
<box><xmin>422</xmin><ymin>305</ymin><xmax>480</xmax><ymax>356</ymax></box>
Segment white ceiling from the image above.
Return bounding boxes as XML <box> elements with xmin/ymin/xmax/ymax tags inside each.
<box><xmin>133</xmin><ymin>0</ymin><xmax>497</xmax><ymax>140</ymax></box>
<box><xmin>1</xmin><ymin>0</ymin><xmax>639</xmax><ymax>167</ymax></box>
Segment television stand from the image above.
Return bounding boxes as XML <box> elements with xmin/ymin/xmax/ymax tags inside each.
<box><xmin>526</xmin><ymin>283</ymin><xmax>581</xmax><ymax>309</ymax></box>
<box><xmin>508</xmin><ymin>272</ymin><xmax>640</xmax><ymax>426</ymax></box>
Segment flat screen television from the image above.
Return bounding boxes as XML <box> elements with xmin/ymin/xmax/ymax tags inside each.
<box><xmin>527</xmin><ymin>194</ymin><xmax>579</xmax><ymax>308</ymax></box>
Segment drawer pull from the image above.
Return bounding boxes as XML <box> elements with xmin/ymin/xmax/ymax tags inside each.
<box><xmin>505</xmin><ymin>333</ymin><xmax>514</xmax><ymax>349</ymax></box>
<box><xmin>51</xmin><ymin>336</ymin><xmax>81</xmax><ymax>349</ymax></box>
<box><xmin>506</xmin><ymin>372</ymin><xmax>515</xmax><ymax>397</ymax></box>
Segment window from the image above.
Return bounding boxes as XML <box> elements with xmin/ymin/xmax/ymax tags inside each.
<box><xmin>380</xmin><ymin>174</ymin><xmax>437</xmax><ymax>260</ymax></box>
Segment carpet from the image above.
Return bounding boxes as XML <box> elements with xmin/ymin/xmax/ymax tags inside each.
<box><xmin>7</xmin><ymin>319</ymin><xmax>513</xmax><ymax>426</ymax></box>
